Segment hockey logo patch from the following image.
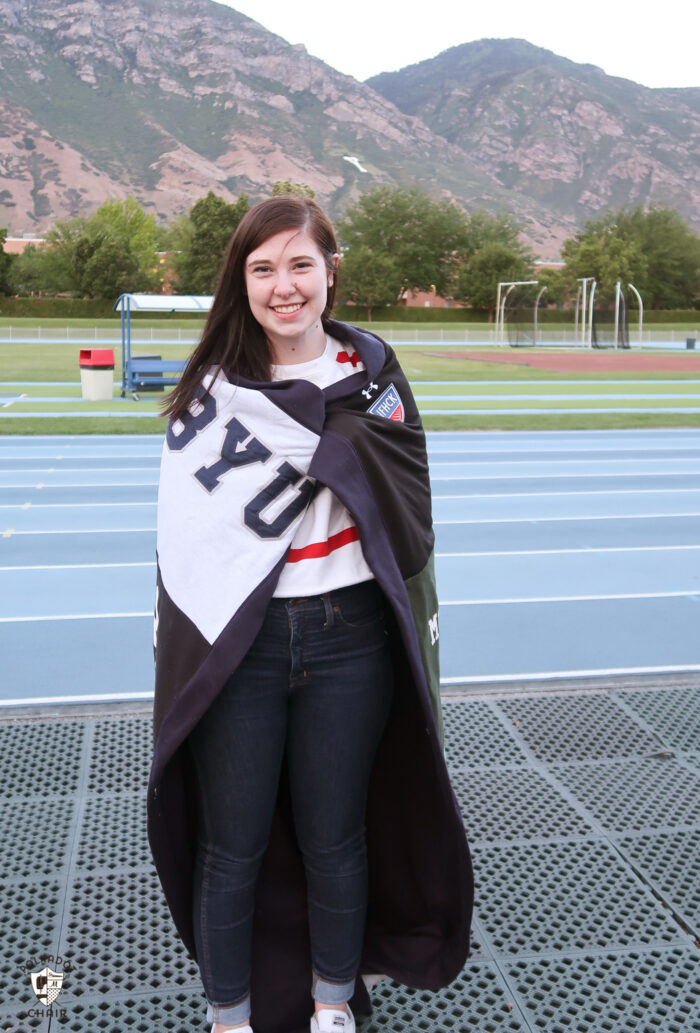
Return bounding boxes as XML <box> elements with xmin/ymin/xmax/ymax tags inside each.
<box><xmin>367</xmin><ymin>383</ymin><xmax>404</xmax><ymax>422</ymax></box>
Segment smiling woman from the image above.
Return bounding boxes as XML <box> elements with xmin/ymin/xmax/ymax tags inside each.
<box><xmin>244</xmin><ymin>228</ymin><xmax>338</xmax><ymax>364</ymax></box>
<box><xmin>151</xmin><ymin>196</ymin><xmax>473</xmax><ymax>1033</ymax></box>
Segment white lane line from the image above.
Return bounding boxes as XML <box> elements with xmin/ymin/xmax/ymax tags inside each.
<box><xmin>428</xmin><ymin>456</ymin><xmax>700</xmax><ymax>466</ymax></box>
<box><xmin>430</xmin><ymin>472</ymin><xmax>700</xmax><ymax>482</ymax></box>
<box><xmin>0</xmin><ymin>562</ymin><xmax>156</xmax><ymax>571</ymax></box>
<box><xmin>12</xmin><ymin>592</ymin><xmax>695</xmax><ymax>622</ymax></box>
<box><xmin>0</xmin><ymin>612</ymin><xmax>152</xmax><ymax>623</ymax></box>
<box><xmin>0</xmin><ymin>692</ymin><xmax>154</xmax><ymax>707</ymax></box>
<box><xmin>1</xmin><ymin>393</ymin><xmax>27</xmax><ymax>408</ymax></box>
<box><xmin>437</xmin><ymin>545</ymin><xmax>700</xmax><ymax>558</ymax></box>
<box><xmin>435</xmin><ymin>512</ymin><xmax>700</xmax><ymax>525</ymax></box>
<box><xmin>429</xmin><ymin>470</ymin><xmax>700</xmax><ymax>480</ymax></box>
<box><xmin>427</xmin><ymin>444</ymin><xmax>700</xmax><ymax>455</ymax></box>
<box><xmin>0</xmin><ymin>481</ymin><xmax>158</xmax><ymax>488</ymax></box>
<box><xmin>0</xmin><ymin>502</ymin><xmax>155</xmax><ymax>510</ymax></box>
<box><xmin>441</xmin><ymin>591</ymin><xmax>700</xmax><ymax>605</ymax></box>
<box><xmin>1</xmin><ymin>527</ymin><xmax>156</xmax><ymax>535</ymax></box>
<box><xmin>5</xmin><ymin>547</ymin><xmax>696</xmax><ymax>568</ymax></box>
<box><xmin>440</xmin><ymin>664</ymin><xmax>700</xmax><ymax>685</ymax></box>
<box><xmin>0</xmin><ymin>465</ymin><xmax>159</xmax><ymax>472</ymax></box>
<box><xmin>433</xmin><ymin>489</ymin><xmax>700</xmax><ymax>500</ymax></box>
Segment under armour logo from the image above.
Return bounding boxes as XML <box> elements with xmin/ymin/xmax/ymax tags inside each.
<box><xmin>362</xmin><ymin>382</ymin><xmax>379</xmax><ymax>400</ymax></box>
<box><xmin>428</xmin><ymin>612</ymin><xmax>439</xmax><ymax>645</ymax></box>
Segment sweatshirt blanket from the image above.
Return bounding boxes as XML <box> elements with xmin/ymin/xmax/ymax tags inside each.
<box><xmin>149</xmin><ymin>320</ymin><xmax>473</xmax><ymax>1033</ymax></box>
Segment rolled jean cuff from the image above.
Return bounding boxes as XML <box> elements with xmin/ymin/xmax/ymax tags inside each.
<box><xmin>206</xmin><ymin>993</ymin><xmax>251</xmax><ymax>1025</ymax></box>
<box><xmin>312</xmin><ymin>973</ymin><xmax>355</xmax><ymax>1005</ymax></box>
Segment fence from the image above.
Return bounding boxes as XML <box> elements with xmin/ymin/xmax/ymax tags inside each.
<box><xmin>0</xmin><ymin>327</ymin><xmax>697</xmax><ymax>348</ymax></box>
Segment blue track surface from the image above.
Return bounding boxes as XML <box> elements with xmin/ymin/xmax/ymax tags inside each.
<box><xmin>1</xmin><ymin>429</ymin><xmax>700</xmax><ymax>704</ymax></box>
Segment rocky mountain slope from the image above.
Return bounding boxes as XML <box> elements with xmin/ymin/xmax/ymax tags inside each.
<box><xmin>368</xmin><ymin>39</ymin><xmax>700</xmax><ymax>236</ymax></box>
<box><xmin>0</xmin><ymin>0</ymin><xmax>566</xmax><ymax>251</ymax></box>
<box><xmin>0</xmin><ymin>3</ymin><xmax>697</xmax><ymax>259</ymax></box>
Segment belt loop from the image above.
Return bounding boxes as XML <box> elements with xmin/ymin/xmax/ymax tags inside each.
<box><xmin>321</xmin><ymin>593</ymin><xmax>334</xmax><ymax>628</ymax></box>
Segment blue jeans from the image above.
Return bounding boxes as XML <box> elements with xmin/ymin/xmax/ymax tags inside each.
<box><xmin>187</xmin><ymin>580</ymin><xmax>393</xmax><ymax>1026</ymax></box>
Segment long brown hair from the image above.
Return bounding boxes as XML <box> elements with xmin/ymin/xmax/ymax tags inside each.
<box><xmin>163</xmin><ymin>197</ymin><xmax>339</xmax><ymax>421</ymax></box>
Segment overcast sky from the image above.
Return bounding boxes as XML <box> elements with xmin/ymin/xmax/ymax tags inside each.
<box><xmin>219</xmin><ymin>0</ymin><xmax>698</xmax><ymax>89</ymax></box>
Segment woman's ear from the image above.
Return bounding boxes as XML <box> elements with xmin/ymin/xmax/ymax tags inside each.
<box><xmin>328</xmin><ymin>252</ymin><xmax>340</xmax><ymax>286</ymax></box>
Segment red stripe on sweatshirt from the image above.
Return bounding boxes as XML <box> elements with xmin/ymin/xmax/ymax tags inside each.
<box><xmin>287</xmin><ymin>525</ymin><xmax>360</xmax><ymax>563</ymax></box>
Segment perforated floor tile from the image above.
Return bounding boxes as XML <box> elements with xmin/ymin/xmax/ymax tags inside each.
<box><xmin>505</xmin><ymin>946</ymin><xmax>700</xmax><ymax>1033</ymax></box>
<box><xmin>0</xmin><ymin>1007</ymin><xmax>48</xmax><ymax>1032</ymax></box>
<box><xmin>75</xmin><ymin>791</ymin><xmax>150</xmax><ymax>871</ymax></box>
<box><xmin>0</xmin><ymin>880</ymin><xmax>63</xmax><ymax>1003</ymax></box>
<box><xmin>550</xmin><ymin>757</ymin><xmax>700</xmax><ymax>833</ymax></box>
<box><xmin>0</xmin><ymin>796</ymin><xmax>75</xmax><ymax>879</ymax></box>
<box><xmin>0</xmin><ymin>721</ymin><xmax>86</xmax><ymax>800</ymax></box>
<box><xmin>57</xmin><ymin>870</ymin><xmax>199</xmax><ymax>999</ymax></box>
<box><xmin>442</xmin><ymin>700</ymin><xmax>529</xmax><ymax>769</ymax></box>
<box><xmin>42</xmin><ymin>991</ymin><xmax>207</xmax><ymax>1032</ymax></box>
<box><xmin>614</xmin><ymin>685</ymin><xmax>700</xmax><ymax>754</ymax></box>
<box><xmin>614</xmin><ymin>829</ymin><xmax>700</xmax><ymax>934</ymax></box>
<box><xmin>86</xmin><ymin>717</ymin><xmax>152</xmax><ymax>794</ymax></box>
<box><xmin>472</xmin><ymin>839</ymin><xmax>687</xmax><ymax>956</ymax></box>
<box><xmin>363</xmin><ymin>967</ymin><xmax>529</xmax><ymax>1032</ymax></box>
<box><xmin>451</xmin><ymin>767</ymin><xmax>595</xmax><ymax>842</ymax></box>
<box><xmin>496</xmin><ymin>694</ymin><xmax>662</xmax><ymax>762</ymax></box>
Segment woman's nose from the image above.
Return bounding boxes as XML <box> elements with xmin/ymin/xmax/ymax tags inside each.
<box><xmin>273</xmin><ymin>273</ymin><xmax>296</xmax><ymax>296</ymax></box>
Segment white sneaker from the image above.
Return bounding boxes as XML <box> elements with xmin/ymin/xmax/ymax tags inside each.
<box><xmin>310</xmin><ymin>1005</ymin><xmax>355</xmax><ymax>1033</ymax></box>
<box><xmin>211</xmin><ymin>1025</ymin><xmax>253</xmax><ymax>1033</ymax></box>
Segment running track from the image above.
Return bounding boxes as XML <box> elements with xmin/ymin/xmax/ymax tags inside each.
<box><xmin>1</xmin><ymin>429</ymin><xmax>699</xmax><ymax>705</ymax></box>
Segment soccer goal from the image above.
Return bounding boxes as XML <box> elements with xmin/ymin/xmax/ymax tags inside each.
<box><xmin>591</xmin><ymin>282</ymin><xmax>643</xmax><ymax>349</ymax></box>
<box><xmin>495</xmin><ymin>281</ymin><xmax>539</xmax><ymax>346</ymax></box>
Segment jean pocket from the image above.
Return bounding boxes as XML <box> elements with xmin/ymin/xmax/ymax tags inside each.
<box><xmin>331</xmin><ymin>594</ymin><xmax>386</xmax><ymax>630</ymax></box>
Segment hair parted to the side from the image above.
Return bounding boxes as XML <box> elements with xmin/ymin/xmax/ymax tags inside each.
<box><xmin>162</xmin><ymin>196</ymin><xmax>339</xmax><ymax>421</ymax></box>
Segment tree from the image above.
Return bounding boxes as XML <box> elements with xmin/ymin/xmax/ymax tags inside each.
<box><xmin>533</xmin><ymin>266</ymin><xmax>568</xmax><ymax>307</ymax></box>
<box><xmin>0</xmin><ymin>228</ymin><xmax>14</xmax><ymax>295</ymax></box>
<box><xmin>271</xmin><ymin>180</ymin><xmax>315</xmax><ymax>198</ymax></box>
<box><xmin>453</xmin><ymin>242</ymin><xmax>532</xmax><ymax>319</ymax></box>
<box><xmin>71</xmin><ymin>229</ymin><xmax>142</xmax><ymax>299</ymax></box>
<box><xmin>177</xmin><ymin>191</ymin><xmax>250</xmax><ymax>294</ymax></box>
<box><xmin>461</xmin><ymin>209</ymin><xmax>525</xmax><ymax>255</ymax></box>
<box><xmin>338</xmin><ymin>245</ymin><xmax>403</xmax><ymax>320</ymax></box>
<box><xmin>339</xmin><ymin>185</ymin><xmax>469</xmax><ymax>296</ymax></box>
<box><xmin>14</xmin><ymin>198</ymin><xmax>161</xmax><ymax>298</ymax></box>
<box><xmin>92</xmin><ymin>197</ymin><xmax>159</xmax><ymax>272</ymax></box>
<box><xmin>562</xmin><ymin>205</ymin><xmax>700</xmax><ymax>309</ymax></box>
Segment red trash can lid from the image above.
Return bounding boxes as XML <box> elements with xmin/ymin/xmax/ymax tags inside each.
<box><xmin>79</xmin><ymin>348</ymin><xmax>115</xmax><ymax>368</ymax></box>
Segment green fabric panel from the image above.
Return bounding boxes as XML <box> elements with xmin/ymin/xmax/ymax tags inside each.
<box><xmin>404</xmin><ymin>549</ymin><xmax>444</xmax><ymax>744</ymax></box>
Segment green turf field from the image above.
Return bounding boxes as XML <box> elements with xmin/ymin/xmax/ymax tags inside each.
<box><xmin>2</xmin><ymin>321</ymin><xmax>700</xmax><ymax>433</ymax></box>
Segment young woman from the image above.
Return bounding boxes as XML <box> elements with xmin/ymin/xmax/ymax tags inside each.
<box><xmin>148</xmin><ymin>197</ymin><xmax>473</xmax><ymax>1033</ymax></box>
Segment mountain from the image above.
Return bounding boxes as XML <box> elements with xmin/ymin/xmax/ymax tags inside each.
<box><xmin>0</xmin><ymin>5</ymin><xmax>697</xmax><ymax>260</ymax></box>
<box><xmin>0</xmin><ymin>0</ymin><xmax>567</xmax><ymax>254</ymax></box>
<box><xmin>367</xmin><ymin>39</ymin><xmax>700</xmax><ymax>236</ymax></box>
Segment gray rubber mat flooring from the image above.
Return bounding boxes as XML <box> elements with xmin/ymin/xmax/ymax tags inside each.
<box><xmin>2</xmin><ymin>683</ymin><xmax>698</xmax><ymax>1032</ymax></box>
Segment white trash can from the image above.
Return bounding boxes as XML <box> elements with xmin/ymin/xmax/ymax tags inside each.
<box><xmin>79</xmin><ymin>348</ymin><xmax>114</xmax><ymax>401</ymax></box>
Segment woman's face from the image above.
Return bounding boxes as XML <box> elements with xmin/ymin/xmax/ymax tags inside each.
<box><xmin>244</xmin><ymin>227</ymin><xmax>335</xmax><ymax>363</ymax></box>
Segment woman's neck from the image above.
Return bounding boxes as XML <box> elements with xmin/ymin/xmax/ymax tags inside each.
<box><xmin>268</xmin><ymin>325</ymin><xmax>327</xmax><ymax>366</ymax></box>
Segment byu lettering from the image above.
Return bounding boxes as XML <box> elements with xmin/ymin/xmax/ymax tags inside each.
<box><xmin>195</xmin><ymin>416</ymin><xmax>273</xmax><ymax>492</ymax></box>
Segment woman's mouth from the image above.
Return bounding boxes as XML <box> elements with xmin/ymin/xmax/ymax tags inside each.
<box><xmin>271</xmin><ymin>302</ymin><xmax>304</xmax><ymax>315</ymax></box>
